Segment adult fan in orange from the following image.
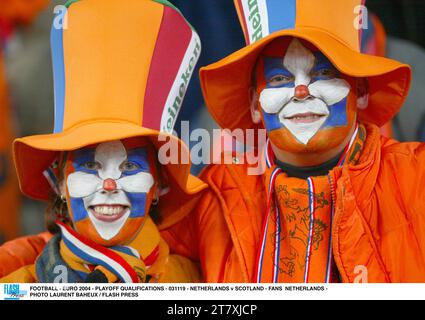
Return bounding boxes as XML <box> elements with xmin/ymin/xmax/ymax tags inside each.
<box><xmin>164</xmin><ymin>0</ymin><xmax>425</xmax><ymax>283</ymax></box>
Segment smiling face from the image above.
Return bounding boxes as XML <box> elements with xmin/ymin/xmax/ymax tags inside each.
<box><xmin>256</xmin><ymin>38</ymin><xmax>357</xmax><ymax>154</ymax></box>
<box><xmin>63</xmin><ymin>138</ymin><xmax>157</xmax><ymax>246</ymax></box>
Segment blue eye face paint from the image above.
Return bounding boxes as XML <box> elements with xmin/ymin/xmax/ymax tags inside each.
<box><xmin>312</xmin><ymin>52</ymin><xmax>347</xmax><ymax>128</ymax></box>
<box><xmin>72</xmin><ymin>148</ymin><xmax>97</xmax><ymax>175</ymax></box>
<box><xmin>121</xmin><ymin>148</ymin><xmax>150</xmax><ymax>176</ymax></box>
<box><xmin>68</xmin><ymin>148</ymin><xmax>97</xmax><ymax>222</ymax></box>
<box><xmin>310</xmin><ymin>52</ymin><xmax>340</xmax><ymax>82</ymax></box>
<box><xmin>264</xmin><ymin>57</ymin><xmax>295</xmax><ymax>89</ymax></box>
<box><xmin>261</xmin><ymin>57</ymin><xmax>296</xmax><ymax>133</ymax></box>
<box><xmin>120</xmin><ymin>147</ymin><xmax>151</xmax><ymax>218</ymax></box>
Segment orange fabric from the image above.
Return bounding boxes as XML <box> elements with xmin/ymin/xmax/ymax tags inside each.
<box><xmin>163</xmin><ymin>123</ymin><xmax>425</xmax><ymax>283</ymax></box>
<box><xmin>1</xmin><ymin>264</ymin><xmax>37</xmax><ymax>283</ymax></box>
<box><xmin>0</xmin><ymin>232</ymin><xmax>52</xmax><ymax>278</ymax></box>
<box><xmin>0</xmin><ymin>0</ymin><xmax>49</xmax><ymax>25</ymax></box>
<box><xmin>365</xmin><ymin>14</ymin><xmax>392</xmax><ymax>138</ymax></box>
<box><xmin>295</xmin><ymin>0</ymin><xmax>363</xmax><ymax>52</ymax></box>
<box><xmin>62</xmin><ymin>1</ymin><xmax>163</xmax><ymax>130</ymax></box>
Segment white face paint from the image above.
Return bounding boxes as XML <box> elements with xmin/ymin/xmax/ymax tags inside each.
<box><xmin>259</xmin><ymin>39</ymin><xmax>351</xmax><ymax>145</ymax></box>
<box><xmin>66</xmin><ymin>141</ymin><xmax>154</xmax><ymax>241</ymax></box>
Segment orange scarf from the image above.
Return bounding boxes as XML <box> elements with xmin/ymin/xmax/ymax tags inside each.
<box><xmin>255</xmin><ymin>123</ymin><xmax>366</xmax><ymax>283</ymax></box>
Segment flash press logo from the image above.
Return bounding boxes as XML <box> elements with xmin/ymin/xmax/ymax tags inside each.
<box><xmin>3</xmin><ymin>284</ymin><xmax>27</xmax><ymax>300</ymax></box>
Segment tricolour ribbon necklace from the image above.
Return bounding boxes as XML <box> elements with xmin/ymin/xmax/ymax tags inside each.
<box><xmin>57</xmin><ymin>220</ymin><xmax>160</xmax><ymax>283</ymax></box>
<box><xmin>255</xmin><ymin>123</ymin><xmax>359</xmax><ymax>283</ymax></box>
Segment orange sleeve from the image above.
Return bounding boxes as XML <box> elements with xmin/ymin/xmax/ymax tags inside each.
<box><xmin>380</xmin><ymin>140</ymin><xmax>425</xmax><ymax>266</ymax></box>
<box><xmin>160</xmin><ymin>163</ymin><xmax>237</xmax><ymax>282</ymax></box>
<box><xmin>399</xmin><ymin>143</ymin><xmax>425</xmax><ymax>261</ymax></box>
<box><xmin>161</xmin><ymin>187</ymin><xmax>234</xmax><ymax>282</ymax></box>
<box><xmin>0</xmin><ymin>232</ymin><xmax>52</xmax><ymax>278</ymax></box>
<box><xmin>1</xmin><ymin>264</ymin><xmax>37</xmax><ymax>283</ymax></box>
<box><xmin>160</xmin><ymin>210</ymin><xmax>200</xmax><ymax>262</ymax></box>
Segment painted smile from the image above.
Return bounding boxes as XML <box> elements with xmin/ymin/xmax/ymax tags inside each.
<box><xmin>89</xmin><ymin>205</ymin><xmax>130</xmax><ymax>222</ymax></box>
<box><xmin>284</xmin><ymin>112</ymin><xmax>327</xmax><ymax>124</ymax></box>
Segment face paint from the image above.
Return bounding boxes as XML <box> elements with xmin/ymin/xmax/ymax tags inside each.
<box><xmin>64</xmin><ymin>140</ymin><xmax>156</xmax><ymax>246</ymax></box>
<box><xmin>257</xmin><ymin>38</ymin><xmax>356</xmax><ymax>153</ymax></box>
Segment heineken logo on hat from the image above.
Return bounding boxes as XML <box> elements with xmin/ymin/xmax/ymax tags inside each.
<box><xmin>246</xmin><ymin>0</ymin><xmax>264</xmax><ymax>43</ymax></box>
<box><xmin>236</xmin><ymin>0</ymin><xmax>297</xmax><ymax>45</ymax></box>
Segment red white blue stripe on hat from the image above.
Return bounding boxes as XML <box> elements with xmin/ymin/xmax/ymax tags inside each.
<box><xmin>143</xmin><ymin>4</ymin><xmax>201</xmax><ymax>134</ymax></box>
<box><xmin>57</xmin><ymin>221</ymin><xmax>140</xmax><ymax>283</ymax></box>
<box><xmin>235</xmin><ymin>0</ymin><xmax>296</xmax><ymax>45</ymax></box>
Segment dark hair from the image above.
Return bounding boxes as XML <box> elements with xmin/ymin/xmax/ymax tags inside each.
<box><xmin>44</xmin><ymin>153</ymin><xmax>71</xmax><ymax>234</ymax></box>
<box><xmin>45</xmin><ymin>192</ymin><xmax>70</xmax><ymax>234</ymax></box>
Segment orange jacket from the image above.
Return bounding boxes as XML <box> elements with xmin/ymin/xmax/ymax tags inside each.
<box><xmin>1</xmin><ymin>123</ymin><xmax>425</xmax><ymax>282</ymax></box>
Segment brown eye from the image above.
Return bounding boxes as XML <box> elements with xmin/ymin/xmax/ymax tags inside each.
<box><xmin>83</xmin><ymin>161</ymin><xmax>101</xmax><ymax>171</ymax></box>
<box><xmin>269</xmin><ymin>75</ymin><xmax>293</xmax><ymax>87</ymax></box>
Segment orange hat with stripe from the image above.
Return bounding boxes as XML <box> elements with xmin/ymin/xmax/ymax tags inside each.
<box><xmin>200</xmin><ymin>0</ymin><xmax>411</xmax><ymax>132</ymax></box>
<box><xmin>13</xmin><ymin>0</ymin><xmax>207</xmax><ymax>201</ymax></box>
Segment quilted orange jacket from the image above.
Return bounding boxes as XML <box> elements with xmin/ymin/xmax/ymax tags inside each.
<box><xmin>1</xmin><ymin>123</ymin><xmax>425</xmax><ymax>282</ymax></box>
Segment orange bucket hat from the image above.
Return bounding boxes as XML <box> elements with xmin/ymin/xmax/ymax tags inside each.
<box><xmin>13</xmin><ymin>0</ymin><xmax>207</xmax><ymax>201</ymax></box>
<box><xmin>200</xmin><ymin>0</ymin><xmax>412</xmax><ymax>132</ymax></box>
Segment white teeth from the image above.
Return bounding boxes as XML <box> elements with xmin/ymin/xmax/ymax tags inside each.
<box><xmin>92</xmin><ymin>205</ymin><xmax>125</xmax><ymax>216</ymax></box>
<box><xmin>287</xmin><ymin>115</ymin><xmax>323</xmax><ymax>120</ymax></box>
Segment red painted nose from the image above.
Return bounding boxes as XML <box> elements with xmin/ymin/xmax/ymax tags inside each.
<box><xmin>103</xmin><ymin>178</ymin><xmax>117</xmax><ymax>192</ymax></box>
<box><xmin>294</xmin><ymin>85</ymin><xmax>310</xmax><ymax>100</ymax></box>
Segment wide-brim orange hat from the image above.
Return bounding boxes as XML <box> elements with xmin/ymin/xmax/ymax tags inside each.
<box><xmin>200</xmin><ymin>0</ymin><xmax>412</xmax><ymax>132</ymax></box>
<box><xmin>13</xmin><ymin>0</ymin><xmax>207</xmax><ymax>201</ymax></box>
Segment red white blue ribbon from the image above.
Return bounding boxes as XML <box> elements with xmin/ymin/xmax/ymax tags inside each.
<box><xmin>304</xmin><ymin>177</ymin><xmax>316</xmax><ymax>283</ymax></box>
<box><xmin>325</xmin><ymin>175</ymin><xmax>335</xmax><ymax>283</ymax></box>
<box><xmin>57</xmin><ymin>221</ymin><xmax>140</xmax><ymax>283</ymax></box>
